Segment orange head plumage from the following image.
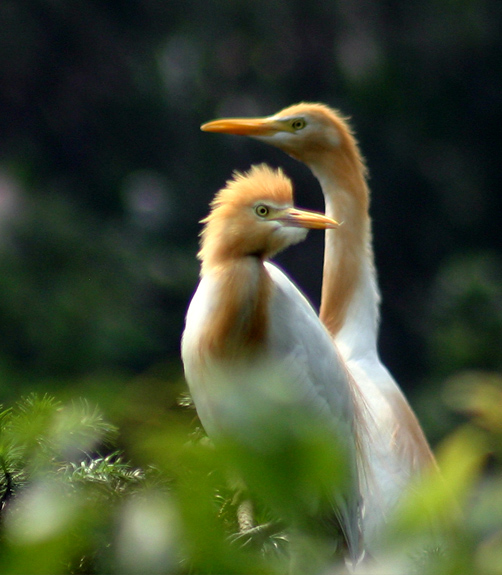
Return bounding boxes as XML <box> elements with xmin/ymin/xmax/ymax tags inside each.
<box><xmin>198</xmin><ymin>164</ymin><xmax>339</xmax><ymax>276</ymax></box>
<box><xmin>201</xmin><ymin>103</ymin><xmax>367</xmax><ymax>185</ymax></box>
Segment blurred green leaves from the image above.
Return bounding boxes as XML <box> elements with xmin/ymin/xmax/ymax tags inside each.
<box><xmin>1</xmin><ymin>372</ymin><xmax>502</xmax><ymax>574</ymax></box>
<box><xmin>0</xmin><ymin>394</ymin><xmax>116</xmax><ymax>475</ymax></box>
<box><xmin>427</xmin><ymin>253</ymin><xmax>502</xmax><ymax>377</ymax></box>
<box><xmin>0</xmin><ymin>394</ymin><xmax>176</xmax><ymax>575</ymax></box>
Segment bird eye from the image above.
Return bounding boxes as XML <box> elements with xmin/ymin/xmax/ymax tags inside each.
<box><xmin>255</xmin><ymin>205</ymin><xmax>269</xmax><ymax>217</ymax></box>
<box><xmin>291</xmin><ymin>118</ymin><xmax>306</xmax><ymax>131</ymax></box>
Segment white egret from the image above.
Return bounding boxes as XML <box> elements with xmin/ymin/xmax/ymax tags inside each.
<box><xmin>181</xmin><ymin>164</ymin><xmax>365</xmax><ymax>564</ymax></box>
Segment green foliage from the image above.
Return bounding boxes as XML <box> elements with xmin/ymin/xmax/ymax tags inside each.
<box><xmin>0</xmin><ymin>377</ymin><xmax>501</xmax><ymax>574</ymax></box>
<box><xmin>0</xmin><ymin>394</ymin><xmax>156</xmax><ymax>574</ymax></box>
<box><xmin>427</xmin><ymin>252</ymin><xmax>502</xmax><ymax>376</ymax></box>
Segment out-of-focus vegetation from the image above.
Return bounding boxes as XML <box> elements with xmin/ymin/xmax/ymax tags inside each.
<box><xmin>0</xmin><ymin>0</ymin><xmax>501</xmax><ymax>573</ymax></box>
<box><xmin>0</xmin><ymin>379</ymin><xmax>502</xmax><ymax>574</ymax></box>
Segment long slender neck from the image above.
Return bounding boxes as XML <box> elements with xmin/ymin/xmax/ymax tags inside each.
<box><xmin>200</xmin><ymin>257</ymin><xmax>272</xmax><ymax>360</ymax></box>
<box><xmin>309</xmin><ymin>151</ymin><xmax>379</xmax><ymax>357</ymax></box>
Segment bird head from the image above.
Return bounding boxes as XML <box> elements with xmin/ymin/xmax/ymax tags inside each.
<box><xmin>201</xmin><ymin>103</ymin><xmax>357</xmax><ymax>166</ymax></box>
<box><xmin>199</xmin><ymin>164</ymin><xmax>338</xmax><ymax>273</ymax></box>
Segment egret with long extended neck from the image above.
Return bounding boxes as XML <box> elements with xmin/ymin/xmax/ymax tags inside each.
<box><xmin>201</xmin><ymin>105</ymin><xmax>436</xmax><ymax>547</ymax></box>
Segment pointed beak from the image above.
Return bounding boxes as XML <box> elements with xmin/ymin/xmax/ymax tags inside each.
<box><xmin>275</xmin><ymin>208</ymin><xmax>339</xmax><ymax>230</ymax></box>
<box><xmin>201</xmin><ymin>117</ymin><xmax>283</xmax><ymax>136</ymax></box>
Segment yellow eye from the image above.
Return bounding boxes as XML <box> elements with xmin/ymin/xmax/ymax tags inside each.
<box><xmin>290</xmin><ymin>118</ymin><xmax>306</xmax><ymax>131</ymax></box>
<box><xmin>255</xmin><ymin>204</ymin><xmax>269</xmax><ymax>217</ymax></box>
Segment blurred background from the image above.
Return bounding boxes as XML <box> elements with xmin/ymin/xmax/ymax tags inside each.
<box><xmin>0</xmin><ymin>0</ymin><xmax>501</xmax><ymax>447</ymax></box>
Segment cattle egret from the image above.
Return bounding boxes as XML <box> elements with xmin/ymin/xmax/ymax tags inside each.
<box><xmin>201</xmin><ymin>104</ymin><xmax>437</xmax><ymax>548</ymax></box>
<box><xmin>181</xmin><ymin>164</ymin><xmax>365</xmax><ymax>564</ymax></box>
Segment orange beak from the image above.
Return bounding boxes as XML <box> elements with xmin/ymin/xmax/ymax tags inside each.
<box><xmin>201</xmin><ymin>117</ymin><xmax>283</xmax><ymax>136</ymax></box>
<box><xmin>276</xmin><ymin>208</ymin><xmax>339</xmax><ymax>230</ymax></box>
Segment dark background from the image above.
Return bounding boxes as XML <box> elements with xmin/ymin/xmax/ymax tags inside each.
<box><xmin>1</xmin><ymin>0</ymin><xmax>501</xmax><ymax>445</ymax></box>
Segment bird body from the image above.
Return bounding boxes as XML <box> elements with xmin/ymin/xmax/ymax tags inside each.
<box><xmin>183</xmin><ymin>258</ymin><xmax>354</xmax><ymax>447</ymax></box>
<box><xmin>201</xmin><ymin>104</ymin><xmax>436</xmax><ymax>549</ymax></box>
<box><xmin>181</xmin><ymin>165</ymin><xmax>364</xmax><ymax>563</ymax></box>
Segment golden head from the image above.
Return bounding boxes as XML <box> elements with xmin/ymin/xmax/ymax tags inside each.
<box><xmin>198</xmin><ymin>164</ymin><xmax>338</xmax><ymax>274</ymax></box>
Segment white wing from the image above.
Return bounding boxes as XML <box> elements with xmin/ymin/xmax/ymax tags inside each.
<box><xmin>265</xmin><ymin>263</ymin><xmax>356</xmax><ymax>435</ymax></box>
<box><xmin>265</xmin><ymin>262</ymin><xmax>363</xmax><ymax>562</ymax></box>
